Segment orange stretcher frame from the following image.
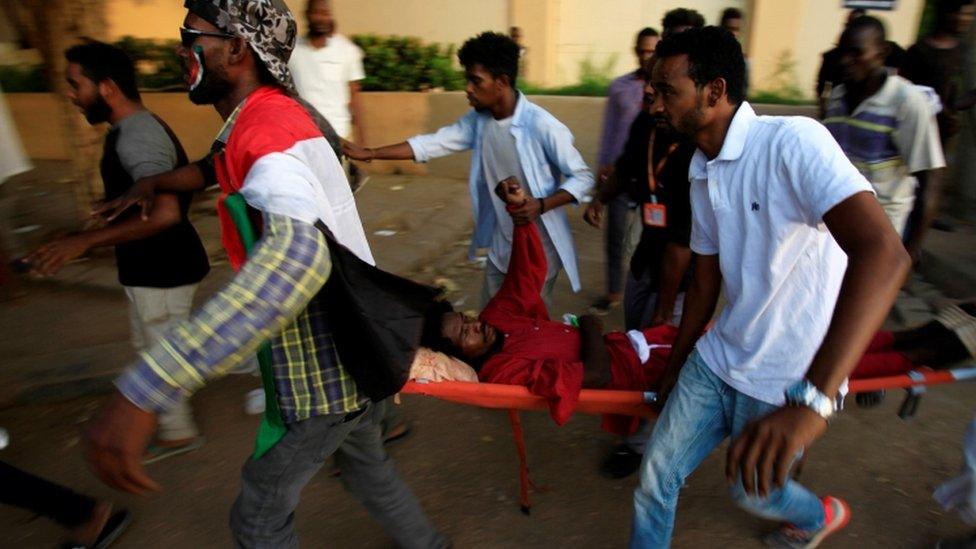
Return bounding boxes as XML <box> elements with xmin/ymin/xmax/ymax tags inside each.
<box><xmin>401</xmin><ymin>366</ymin><xmax>976</xmax><ymax>513</ymax></box>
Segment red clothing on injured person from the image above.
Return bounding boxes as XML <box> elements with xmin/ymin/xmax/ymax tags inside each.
<box><xmin>477</xmin><ymin>223</ymin><xmax>920</xmax><ymax>434</ymax></box>
<box><xmin>478</xmin><ymin>221</ymin><xmax>674</xmax><ymax>430</ymax></box>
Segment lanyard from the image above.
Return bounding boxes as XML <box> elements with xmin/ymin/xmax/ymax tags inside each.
<box><xmin>646</xmin><ymin>130</ymin><xmax>679</xmax><ymax>200</ymax></box>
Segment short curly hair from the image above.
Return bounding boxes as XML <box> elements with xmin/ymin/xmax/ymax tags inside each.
<box><xmin>458</xmin><ymin>31</ymin><xmax>521</xmax><ymax>87</ymax></box>
<box><xmin>661</xmin><ymin>8</ymin><xmax>705</xmax><ymax>34</ymax></box>
<box><xmin>654</xmin><ymin>26</ymin><xmax>746</xmax><ymax>105</ymax></box>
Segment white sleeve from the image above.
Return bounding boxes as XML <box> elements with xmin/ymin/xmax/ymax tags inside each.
<box><xmin>406</xmin><ymin>111</ymin><xmax>479</xmax><ymax>162</ymax></box>
<box><xmin>781</xmin><ymin>119</ymin><xmax>875</xmax><ymax>225</ymax></box>
<box><xmin>894</xmin><ymin>86</ymin><xmax>946</xmax><ymax>174</ymax></box>
<box><xmin>348</xmin><ymin>42</ymin><xmax>366</xmax><ymax>82</ymax></box>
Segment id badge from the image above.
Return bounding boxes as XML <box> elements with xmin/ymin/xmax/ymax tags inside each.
<box><xmin>643</xmin><ymin>202</ymin><xmax>667</xmax><ymax>227</ymax></box>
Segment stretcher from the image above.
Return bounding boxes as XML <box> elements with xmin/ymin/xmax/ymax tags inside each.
<box><xmin>401</xmin><ymin>365</ymin><xmax>976</xmax><ymax>513</ymax></box>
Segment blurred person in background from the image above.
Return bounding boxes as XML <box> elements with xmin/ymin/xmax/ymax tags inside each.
<box><xmin>817</xmin><ymin>8</ymin><xmax>908</xmax><ymax>117</ymax></box>
<box><xmin>589</xmin><ymin>27</ymin><xmax>659</xmax><ymax>316</ymax></box>
<box><xmin>0</xmin><ymin>84</ymin><xmax>32</xmax><ymax>301</ymax></box>
<box><xmin>289</xmin><ymin>0</ymin><xmax>369</xmax><ymax>192</ymax></box>
<box><xmin>344</xmin><ymin>32</ymin><xmax>594</xmax><ymax>310</ymax></box>
<box><xmin>824</xmin><ymin>16</ymin><xmax>945</xmax><ymax>256</ymax></box>
<box><xmin>584</xmin><ymin>54</ymin><xmax>696</xmax><ymax>478</ymax></box>
<box><xmin>660</xmin><ymin>7</ymin><xmax>705</xmax><ymax>39</ymax></box>
<box><xmin>29</xmin><ymin>42</ymin><xmax>210</xmax><ymax>463</ymax></box>
<box><xmin>901</xmin><ymin>0</ymin><xmax>976</xmax><ymax>236</ymax></box>
<box><xmin>84</xmin><ymin>2</ymin><xmax>447</xmax><ymax>546</ymax></box>
<box><xmin>720</xmin><ymin>7</ymin><xmax>749</xmax><ymax>98</ymax></box>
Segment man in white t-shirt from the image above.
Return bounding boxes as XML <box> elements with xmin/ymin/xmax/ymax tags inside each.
<box><xmin>289</xmin><ymin>0</ymin><xmax>368</xmax><ymax>189</ymax></box>
<box><xmin>631</xmin><ymin>27</ymin><xmax>911</xmax><ymax>548</ymax></box>
<box><xmin>0</xmin><ymin>84</ymin><xmax>32</xmax><ymax>299</ymax></box>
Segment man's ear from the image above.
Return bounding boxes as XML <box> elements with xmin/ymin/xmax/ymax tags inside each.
<box><xmin>226</xmin><ymin>36</ymin><xmax>249</xmax><ymax>65</ymax></box>
<box><xmin>496</xmin><ymin>73</ymin><xmax>512</xmax><ymax>90</ymax></box>
<box><xmin>98</xmin><ymin>79</ymin><xmax>118</xmax><ymax>102</ymax></box>
<box><xmin>707</xmin><ymin>77</ymin><xmax>728</xmax><ymax>107</ymax></box>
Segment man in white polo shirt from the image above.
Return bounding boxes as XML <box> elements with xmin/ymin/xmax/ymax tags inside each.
<box><xmin>289</xmin><ymin>0</ymin><xmax>368</xmax><ymax>190</ymax></box>
<box><xmin>631</xmin><ymin>27</ymin><xmax>911</xmax><ymax>548</ymax></box>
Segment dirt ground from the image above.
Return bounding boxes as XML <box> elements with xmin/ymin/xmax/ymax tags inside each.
<box><xmin>1</xmin><ymin>171</ymin><xmax>975</xmax><ymax>548</ymax></box>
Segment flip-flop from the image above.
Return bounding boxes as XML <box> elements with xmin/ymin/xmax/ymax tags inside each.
<box><xmin>143</xmin><ymin>436</ymin><xmax>206</xmax><ymax>465</ymax></box>
<box><xmin>62</xmin><ymin>509</ymin><xmax>131</xmax><ymax>549</ymax></box>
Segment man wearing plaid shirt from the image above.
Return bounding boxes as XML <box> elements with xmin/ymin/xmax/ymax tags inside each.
<box><xmin>84</xmin><ymin>2</ymin><xmax>446</xmax><ymax>547</ymax></box>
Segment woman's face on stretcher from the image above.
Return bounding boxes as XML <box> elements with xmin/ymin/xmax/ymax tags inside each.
<box><xmin>441</xmin><ymin>313</ymin><xmax>499</xmax><ymax>359</ymax></box>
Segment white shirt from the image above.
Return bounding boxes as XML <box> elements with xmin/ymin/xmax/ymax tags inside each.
<box><xmin>289</xmin><ymin>35</ymin><xmax>365</xmax><ymax>139</ymax></box>
<box><xmin>689</xmin><ymin>102</ymin><xmax>874</xmax><ymax>405</ymax></box>
<box><xmin>0</xmin><ymin>86</ymin><xmax>31</xmax><ymax>184</ymax></box>
<box><xmin>480</xmin><ymin>116</ymin><xmax>561</xmax><ymax>279</ymax></box>
<box><xmin>406</xmin><ymin>93</ymin><xmax>594</xmax><ymax>291</ymax></box>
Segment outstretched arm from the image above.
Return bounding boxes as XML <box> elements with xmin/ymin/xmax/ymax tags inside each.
<box><xmin>91</xmin><ymin>162</ymin><xmax>207</xmax><ymax>221</ymax></box>
<box><xmin>482</xmin><ymin>178</ymin><xmax>549</xmax><ymax>319</ymax></box>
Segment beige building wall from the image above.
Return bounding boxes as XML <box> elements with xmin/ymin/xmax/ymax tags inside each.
<box><xmin>548</xmin><ymin>0</ymin><xmax>748</xmax><ymax>86</ymax></box>
<box><xmin>102</xmin><ymin>0</ymin><xmax>925</xmax><ymax>96</ymax></box>
<box><xmin>749</xmin><ymin>0</ymin><xmax>927</xmax><ymax>99</ymax></box>
<box><xmin>107</xmin><ymin>0</ymin><xmax>508</xmax><ymax>44</ymax></box>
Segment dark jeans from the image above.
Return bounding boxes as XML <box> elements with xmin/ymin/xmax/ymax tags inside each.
<box><xmin>0</xmin><ymin>460</ymin><xmax>96</xmax><ymax>528</ymax></box>
<box><xmin>605</xmin><ymin>194</ymin><xmax>633</xmax><ymax>296</ymax></box>
<box><xmin>230</xmin><ymin>400</ymin><xmax>446</xmax><ymax>549</ymax></box>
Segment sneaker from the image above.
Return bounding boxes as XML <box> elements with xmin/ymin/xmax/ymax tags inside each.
<box><xmin>599</xmin><ymin>444</ymin><xmax>642</xmax><ymax>479</ymax></box>
<box><xmin>588</xmin><ymin>297</ymin><xmax>621</xmax><ymax>316</ymax></box>
<box><xmin>764</xmin><ymin>496</ymin><xmax>851</xmax><ymax>549</ymax></box>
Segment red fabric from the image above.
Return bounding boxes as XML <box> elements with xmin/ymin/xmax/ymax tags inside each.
<box><xmin>213</xmin><ymin>86</ymin><xmax>324</xmax><ymax>271</ymax></box>
<box><xmin>866</xmin><ymin>330</ymin><xmax>896</xmax><ymax>352</ymax></box>
<box><xmin>473</xmin><ymin>218</ymin><xmax>924</xmax><ymax>433</ymax></box>
<box><xmin>478</xmin><ymin>221</ymin><xmax>676</xmax><ymax>430</ymax></box>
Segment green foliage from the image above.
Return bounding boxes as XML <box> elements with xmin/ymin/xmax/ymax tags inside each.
<box><xmin>0</xmin><ymin>64</ymin><xmax>47</xmax><ymax>92</ymax></box>
<box><xmin>351</xmin><ymin>35</ymin><xmax>464</xmax><ymax>91</ymax></box>
<box><xmin>520</xmin><ymin>56</ymin><xmax>617</xmax><ymax>96</ymax></box>
<box><xmin>113</xmin><ymin>36</ymin><xmax>185</xmax><ymax>91</ymax></box>
<box><xmin>520</xmin><ymin>81</ymin><xmax>610</xmax><ymax>96</ymax></box>
<box><xmin>752</xmin><ymin>49</ymin><xmax>808</xmax><ymax>104</ymax></box>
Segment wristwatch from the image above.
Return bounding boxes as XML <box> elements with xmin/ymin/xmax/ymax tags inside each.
<box><xmin>784</xmin><ymin>379</ymin><xmax>836</xmax><ymax>421</ymax></box>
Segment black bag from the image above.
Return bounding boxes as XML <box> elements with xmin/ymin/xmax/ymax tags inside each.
<box><xmin>314</xmin><ymin>222</ymin><xmax>442</xmax><ymax>401</ymax></box>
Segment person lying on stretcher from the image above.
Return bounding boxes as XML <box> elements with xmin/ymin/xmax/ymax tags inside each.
<box><xmin>419</xmin><ymin>178</ymin><xmax>681</xmax><ymax>428</ymax></box>
<box><xmin>417</xmin><ymin>179</ymin><xmax>976</xmax><ymax>427</ymax></box>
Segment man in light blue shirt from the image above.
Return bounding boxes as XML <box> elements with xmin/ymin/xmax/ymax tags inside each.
<box><xmin>344</xmin><ymin>32</ymin><xmax>593</xmax><ymax>306</ymax></box>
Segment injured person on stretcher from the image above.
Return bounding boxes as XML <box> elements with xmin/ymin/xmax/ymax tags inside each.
<box><xmin>410</xmin><ymin>178</ymin><xmax>976</xmax><ymax>431</ymax></box>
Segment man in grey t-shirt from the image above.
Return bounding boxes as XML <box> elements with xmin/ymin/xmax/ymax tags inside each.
<box><xmin>29</xmin><ymin>42</ymin><xmax>210</xmax><ymax>462</ymax></box>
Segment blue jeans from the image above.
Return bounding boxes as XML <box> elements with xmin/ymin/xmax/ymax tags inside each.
<box><xmin>630</xmin><ymin>351</ymin><xmax>825</xmax><ymax>548</ymax></box>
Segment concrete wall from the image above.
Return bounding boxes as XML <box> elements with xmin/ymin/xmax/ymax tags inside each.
<box><xmin>550</xmin><ymin>0</ymin><xmax>749</xmax><ymax>86</ymax></box>
<box><xmin>749</xmin><ymin>0</ymin><xmax>926</xmax><ymax>98</ymax></box>
<box><xmin>6</xmin><ymin>91</ymin><xmax>815</xmax><ymax>180</ymax></box>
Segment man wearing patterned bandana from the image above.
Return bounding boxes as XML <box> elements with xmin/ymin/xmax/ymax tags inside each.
<box><xmin>83</xmin><ymin>1</ymin><xmax>447</xmax><ymax>547</ymax></box>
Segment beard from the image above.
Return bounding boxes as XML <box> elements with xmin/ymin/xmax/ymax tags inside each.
<box><xmin>83</xmin><ymin>94</ymin><xmax>112</xmax><ymax>125</ymax></box>
<box><xmin>671</xmin><ymin>94</ymin><xmax>706</xmax><ymax>138</ymax></box>
<box><xmin>186</xmin><ymin>47</ymin><xmax>233</xmax><ymax>105</ymax></box>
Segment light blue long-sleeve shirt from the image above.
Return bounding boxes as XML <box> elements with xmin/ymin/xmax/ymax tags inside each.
<box><xmin>406</xmin><ymin>92</ymin><xmax>594</xmax><ymax>291</ymax></box>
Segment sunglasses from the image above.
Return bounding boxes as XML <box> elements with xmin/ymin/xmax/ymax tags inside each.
<box><xmin>180</xmin><ymin>26</ymin><xmax>235</xmax><ymax>48</ymax></box>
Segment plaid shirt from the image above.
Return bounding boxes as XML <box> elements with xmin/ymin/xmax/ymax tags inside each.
<box><xmin>116</xmin><ymin>212</ymin><xmax>365</xmax><ymax>422</ymax></box>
